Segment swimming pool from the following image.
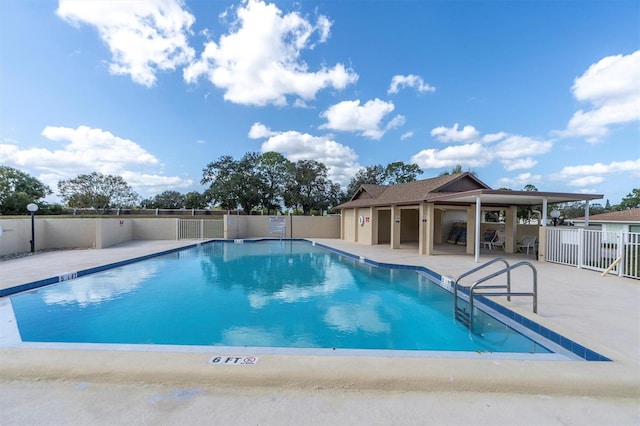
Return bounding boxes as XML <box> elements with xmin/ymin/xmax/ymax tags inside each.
<box><xmin>3</xmin><ymin>240</ymin><xmax>600</xmax><ymax>359</ymax></box>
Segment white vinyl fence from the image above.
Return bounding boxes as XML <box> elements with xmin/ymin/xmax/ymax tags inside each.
<box><xmin>546</xmin><ymin>227</ymin><xmax>640</xmax><ymax>279</ymax></box>
<box><xmin>177</xmin><ymin>219</ymin><xmax>224</xmax><ymax>240</ymax></box>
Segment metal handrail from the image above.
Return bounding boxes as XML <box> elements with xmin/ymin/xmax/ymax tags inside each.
<box><xmin>467</xmin><ymin>261</ymin><xmax>538</xmax><ymax>332</ymax></box>
<box><xmin>453</xmin><ymin>257</ymin><xmax>510</xmax><ymax>315</ymax></box>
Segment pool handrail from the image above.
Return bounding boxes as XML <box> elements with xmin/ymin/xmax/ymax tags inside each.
<box><xmin>453</xmin><ymin>257</ymin><xmax>511</xmax><ymax>316</ymax></box>
<box><xmin>464</xmin><ymin>261</ymin><xmax>538</xmax><ymax>334</ymax></box>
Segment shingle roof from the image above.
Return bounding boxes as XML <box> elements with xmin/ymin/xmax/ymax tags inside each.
<box><xmin>337</xmin><ymin>173</ymin><xmax>489</xmax><ymax>209</ymax></box>
<box><xmin>573</xmin><ymin>207</ymin><xmax>640</xmax><ymax>223</ymax></box>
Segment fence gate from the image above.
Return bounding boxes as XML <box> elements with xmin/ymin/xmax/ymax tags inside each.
<box><xmin>177</xmin><ymin>219</ymin><xmax>224</xmax><ymax>240</ymax></box>
<box><xmin>545</xmin><ymin>228</ymin><xmax>640</xmax><ymax>279</ymax></box>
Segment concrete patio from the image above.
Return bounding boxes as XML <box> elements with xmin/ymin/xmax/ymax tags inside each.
<box><xmin>0</xmin><ymin>239</ymin><xmax>638</xmax><ymax>425</ymax></box>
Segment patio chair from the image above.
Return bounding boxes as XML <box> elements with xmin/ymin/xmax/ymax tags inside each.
<box><xmin>482</xmin><ymin>229</ymin><xmax>496</xmax><ymax>249</ymax></box>
<box><xmin>516</xmin><ymin>235</ymin><xmax>537</xmax><ymax>254</ymax></box>
<box><xmin>489</xmin><ymin>230</ymin><xmax>505</xmax><ymax>250</ymax></box>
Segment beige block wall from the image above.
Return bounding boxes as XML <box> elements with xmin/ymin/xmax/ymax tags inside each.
<box><xmin>356</xmin><ymin>208</ymin><xmax>372</xmax><ymax>244</ymax></box>
<box><xmin>343</xmin><ymin>209</ymin><xmax>356</xmax><ymax>242</ymax></box>
<box><xmin>0</xmin><ymin>216</ymin><xmax>340</xmax><ymax>256</ymax></box>
<box><xmin>0</xmin><ymin>219</ymin><xmax>41</xmax><ymax>256</ymax></box>
<box><xmin>132</xmin><ymin>218</ymin><xmax>178</xmax><ymax>240</ymax></box>
<box><xmin>291</xmin><ymin>216</ymin><xmax>340</xmax><ymax>239</ymax></box>
<box><xmin>44</xmin><ymin>218</ymin><xmax>97</xmax><ymax>249</ymax></box>
<box><xmin>229</xmin><ymin>215</ymin><xmax>340</xmax><ymax>239</ymax></box>
<box><xmin>96</xmin><ymin>219</ymin><xmax>134</xmax><ymax>249</ymax></box>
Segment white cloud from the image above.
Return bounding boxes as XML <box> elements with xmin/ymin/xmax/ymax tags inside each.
<box><xmin>430</xmin><ymin>123</ymin><xmax>480</xmax><ymax>143</ymax></box>
<box><xmin>319</xmin><ymin>99</ymin><xmax>399</xmax><ymax>139</ymax></box>
<box><xmin>493</xmin><ymin>136</ymin><xmax>553</xmax><ymax>160</ymax></box>
<box><xmin>554</xmin><ymin>158</ymin><xmax>640</xmax><ymax>179</ymax></box>
<box><xmin>253</xmin><ymin>125</ymin><xmax>360</xmax><ymax>186</ymax></box>
<box><xmin>419</xmin><ymin>124</ymin><xmax>553</xmax><ymax>173</ymax></box>
<box><xmin>481</xmin><ymin>132</ymin><xmax>508</xmax><ymax>143</ymax></box>
<box><xmin>496</xmin><ymin>173</ymin><xmax>543</xmax><ymax>189</ymax></box>
<box><xmin>557</xmin><ymin>50</ymin><xmax>640</xmax><ymax>142</ymax></box>
<box><xmin>387</xmin><ymin>74</ymin><xmax>435</xmax><ymax>94</ymax></box>
<box><xmin>410</xmin><ymin>143</ymin><xmax>490</xmax><ymax>169</ymax></box>
<box><xmin>551</xmin><ymin>158</ymin><xmax>640</xmax><ymax>190</ymax></box>
<box><xmin>57</xmin><ymin>0</ymin><xmax>196</xmax><ymax>87</ymax></box>
<box><xmin>400</xmin><ymin>131</ymin><xmax>414</xmax><ymax>140</ymax></box>
<box><xmin>0</xmin><ymin>125</ymin><xmax>192</xmax><ymax>199</ymax></box>
<box><xmin>248</xmin><ymin>122</ymin><xmax>277</xmax><ymax>139</ymax></box>
<box><xmin>183</xmin><ymin>0</ymin><xmax>358</xmax><ymax>106</ymax></box>
<box><xmin>501</xmin><ymin>157</ymin><xmax>537</xmax><ymax>171</ymax></box>
<box><xmin>567</xmin><ymin>176</ymin><xmax>606</xmax><ymax>187</ymax></box>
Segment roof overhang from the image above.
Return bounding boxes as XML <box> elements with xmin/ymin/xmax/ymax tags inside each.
<box><xmin>426</xmin><ymin>189</ymin><xmax>603</xmax><ymax>208</ymax></box>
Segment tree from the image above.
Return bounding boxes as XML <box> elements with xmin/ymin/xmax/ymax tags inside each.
<box><xmin>201</xmin><ymin>153</ymin><xmax>264</xmax><ymax>213</ymax></box>
<box><xmin>438</xmin><ymin>165</ymin><xmax>478</xmax><ymax>177</ymax></box>
<box><xmin>345</xmin><ymin>161</ymin><xmax>422</xmax><ymax>198</ymax></box>
<box><xmin>517</xmin><ymin>184</ymin><xmax>539</xmax><ymax>223</ymax></box>
<box><xmin>284</xmin><ymin>160</ymin><xmax>334</xmax><ymax>215</ymax></box>
<box><xmin>235</xmin><ymin>152</ymin><xmax>264</xmax><ymax>213</ymax></box>
<box><xmin>256</xmin><ymin>152</ymin><xmax>291</xmax><ymax>214</ymax></box>
<box><xmin>620</xmin><ymin>189</ymin><xmax>640</xmax><ymax>209</ymax></box>
<box><xmin>384</xmin><ymin>161</ymin><xmax>421</xmax><ymax>184</ymax></box>
<box><xmin>0</xmin><ymin>166</ymin><xmax>52</xmax><ymax>215</ymax></box>
<box><xmin>201</xmin><ymin>155</ymin><xmax>241</xmax><ymax>211</ymax></box>
<box><xmin>345</xmin><ymin>165</ymin><xmax>386</xmax><ymax>197</ymax></box>
<box><xmin>151</xmin><ymin>190</ymin><xmax>184</xmax><ymax>209</ymax></box>
<box><xmin>57</xmin><ymin>172</ymin><xmax>138</xmax><ymax>214</ymax></box>
<box><xmin>183</xmin><ymin>191</ymin><xmax>208</xmax><ymax>209</ymax></box>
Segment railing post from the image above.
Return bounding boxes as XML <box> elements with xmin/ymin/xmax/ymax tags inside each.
<box><xmin>200</xmin><ymin>219</ymin><xmax>204</xmax><ymax>239</ymax></box>
<box><xmin>577</xmin><ymin>228</ymin><xmax>584</xmax><ymax>269</ymax></box>
<box><xmin>176</xmin><ymin>218</ymin><xmax>180</xmax><ymax>240</ymax></box>
<box><xmin>618</xmin><ymin>231</ymin><xmax>624</xmax><ymax>277</ymax></box>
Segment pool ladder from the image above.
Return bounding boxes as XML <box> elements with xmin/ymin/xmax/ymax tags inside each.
<box><xmin>453</xmin><ymin>258</ymin><xmax>537</xmax><ymax>334</ymax></box>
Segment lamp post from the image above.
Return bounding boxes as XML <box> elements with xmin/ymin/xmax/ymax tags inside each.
<box><xmin>27</xmin><ymin>203</ymin><xmax>38</xmax><ymax>252</ymax></box>
<box><xmin>549</xmin><ymin>209</ymin><xmax>560</xmax><ymax>227</ymax></box>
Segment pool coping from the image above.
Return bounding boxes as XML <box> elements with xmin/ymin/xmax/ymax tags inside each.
<box><xmin>0</xmin><ymin>238</ymin><xmax>610</xmax><ymax>362</ymax></box>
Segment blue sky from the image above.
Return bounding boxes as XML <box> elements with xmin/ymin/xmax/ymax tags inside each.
<box><xmin>1</xmin><ymin>0</ymin><xmax>638</xmax><ymax>206</ymax></box>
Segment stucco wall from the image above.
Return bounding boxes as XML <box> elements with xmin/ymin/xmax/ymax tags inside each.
<box><xmin>229</xmin><ymin>216</ymin><xmax>340</xmax><ymax>239</ymax></box>
<box><xmin>343</xmin><ymin>209</ymin><xmax>356</xmax><ymax>242</ymax></box>
<box><xmin>0</xmin><ymin>216</ymin><xmax>340</xmax><ymax>257</ymax></box>
<box><xmin>132</xmin><ymin>218</ymin><xmax>178</xmax><ymax>240</ymax></box>
<box><xmin>44</xmin><ymin>218</ymin><xmax>97</xmax><ymax>249</ymax></box>
<box><xmin>356</xmin><ymin>208</ymin><xmax>372</xmax><ymax>244</ymax></box>
<box><xmin>96</xmin><ymin>219</ymin><xmax>134</xmax><ymax>249</ymax></box>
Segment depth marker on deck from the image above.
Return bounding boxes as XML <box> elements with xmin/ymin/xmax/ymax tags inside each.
<box><xmin>209</xmin><ymin>356</ymin><xmax>258</xmax><ymax>365</ymax></box>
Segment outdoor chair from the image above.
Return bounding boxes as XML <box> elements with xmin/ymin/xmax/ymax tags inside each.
<box><xmin>516</xmin><ymin>235</ymin><xmax>537</xmax><ymax>254</ymax></box>
<box><xmin>484</xmin><ymin>230</ymin><xmax>505</xmax><ymax>250</ymax></box>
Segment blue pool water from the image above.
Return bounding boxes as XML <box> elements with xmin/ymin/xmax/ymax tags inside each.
<box><xmin>10</xmin><ymin>240</ymin><xmax>551</xmax><ymax>354</ymax></box>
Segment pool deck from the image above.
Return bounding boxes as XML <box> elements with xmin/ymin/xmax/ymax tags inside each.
<box><xmin>1</xmin><ymin>238</ymin><xmax>639</xmax><ymax>425</ymax></box>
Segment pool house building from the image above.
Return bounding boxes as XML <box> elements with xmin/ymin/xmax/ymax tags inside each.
<box><xmin>335</xmin><ymin>172</ymin><xmax>603</xmax><ymax>262</ymax></box>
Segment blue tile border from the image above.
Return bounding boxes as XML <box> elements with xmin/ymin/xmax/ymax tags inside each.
<box><xmin>1</xmin><ymin>238</ymin><xmax>611</xmax><ymax>361</ymax></box>
<box><xmin>0</xmin><ymin>243</ymin><xmax>199</xmax><ymax>298</ymax></box>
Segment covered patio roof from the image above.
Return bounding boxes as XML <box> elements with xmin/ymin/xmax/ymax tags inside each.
<box><xmin>426</xmin><ymin>189</ymin><xmax>603</xmax><ymax>208</ymax></box>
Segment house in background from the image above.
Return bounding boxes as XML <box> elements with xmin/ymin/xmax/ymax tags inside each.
<box><xmin>335</xmin><ymin>172</ymin><xmax>603</xmax><ymax>262</ymax></box>
<box><xmin>571</xmin><ymin>208</ymin><xmax>640</xmax><ymax>233</ymax></box>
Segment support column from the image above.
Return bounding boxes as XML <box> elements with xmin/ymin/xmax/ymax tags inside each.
<box><xmin>372</xmin><ymin>208</ymin><xmax>379</xmax><ymax>245</ymax></box>
<box><xmin>466</xmin><ymin>205</ymin><xmax>476</xmax><ymax>255</ymax></box>
<box><xmin>584</xmin><ymin>200</ymin><xmax>590</xmax><ymax>227</ymax></box>
<box><xmin>419</xmin><ymin>202</ymin><xmax>434</xmax><ymax>255</ymax></box>
<box><xmin>391</xmin><ymin>205</ymin><xmax>401</xmax><ymax>249</ymax></box>
<box><xmin>504</xmin><ymin>206</ymin><xmax>517</xmax><ymax>253</ymax></box>
<box><xmin>474</xmin><ymin>196</ymin><xmax>481</xmax><ymax>262</ymax></box>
